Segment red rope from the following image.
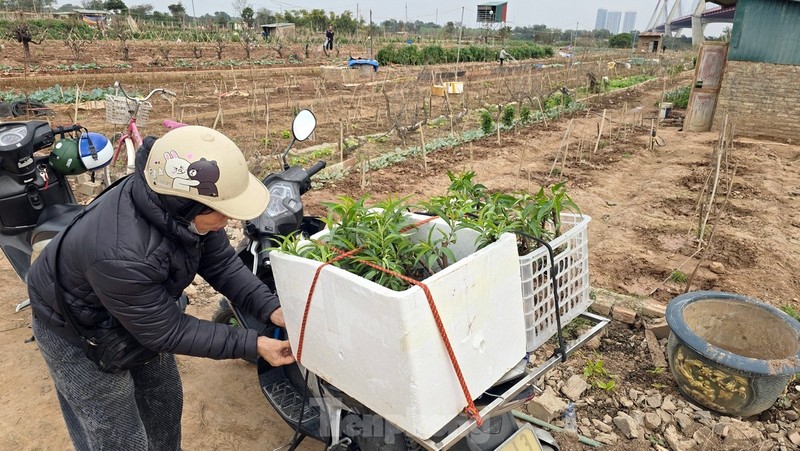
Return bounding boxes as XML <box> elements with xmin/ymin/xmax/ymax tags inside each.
<box><xmin>294</xmin><ymin>215</ymin><xmax>484</xmax><ymax>426</ymax></box>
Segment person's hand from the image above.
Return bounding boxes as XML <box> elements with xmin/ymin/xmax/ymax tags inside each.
<box><xmin>269</xmin><ymin>307</ymin><xmax>286</xmax><ymax>328</ymax></box>
<box><xmin>257</xmin><ymin>336</ymin><xmax>295</xmax><ymax>366</ymax></box>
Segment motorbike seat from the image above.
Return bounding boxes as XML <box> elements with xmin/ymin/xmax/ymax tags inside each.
<box><xmin>29</xmin><ymin>204</ymin><xmax>84</xmax><ymax>262</ymax></box>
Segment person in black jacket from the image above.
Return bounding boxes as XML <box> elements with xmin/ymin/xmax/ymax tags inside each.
<box><xmin>325</xmin><ymin>26</ymin><xmax>335</xmax><ymax>51</ymax></box>
<box><xmin>28</xmin><ymin>126</ymin><xmax>294</xmax><ymax>451</ymax></box>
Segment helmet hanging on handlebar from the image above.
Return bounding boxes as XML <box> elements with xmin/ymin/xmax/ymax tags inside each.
<box><xmin>49</xmin><ymin>138</ymin><xmax>87</xmax><ymax>176</ymax></box>
<box><xmin>78</xmin><ymin>132</ymin><xmax>114</xmax><ymax>171</ymax></box>
<box><xmin>143</xmin><ymin>126</ymin><xmax>270</xmax><ymax>221</ymax></box>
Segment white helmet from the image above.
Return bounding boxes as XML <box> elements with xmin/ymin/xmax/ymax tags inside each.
<box><xmin>143</xmin><ymin>126</ymin><xmax>269</xmax><ymax>220</ymax></box>
<box><xmin>78</xmin><ymin>132</ymin><xmax>114</xmax><ymax>170</ymax></box>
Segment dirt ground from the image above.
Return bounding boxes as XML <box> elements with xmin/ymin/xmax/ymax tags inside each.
<box><xmin>1</xmin><ymin>40</ymin><xmax>799</xmax><ymax>450</ymax></box>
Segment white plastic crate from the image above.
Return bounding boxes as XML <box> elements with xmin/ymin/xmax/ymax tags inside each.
<box><xmin>520</xmin><ymin>213</ymin><xmax>592</xmax><ymax>352</ymax></box>
<box><xmin>104</xmin><ymin>94</ymin><xmax>152</xmax><ymax>126</ymax></box>
<box><xmin>270</xmin><ymin>214</ymin><xmax>526</xmax><ymax>439</ymax></box>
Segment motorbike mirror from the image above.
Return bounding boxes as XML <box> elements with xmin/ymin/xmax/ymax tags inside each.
<box><xmin>292</xmin><ymin>110</ymin><xmax>316</xmax><ymax>142</ymax></box>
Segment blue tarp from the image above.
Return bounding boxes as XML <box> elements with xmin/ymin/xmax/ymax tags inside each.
<box><xmin>348</xmin><ymin>57</ymin><xmax>379</xmax><ymax>71</ymax></box>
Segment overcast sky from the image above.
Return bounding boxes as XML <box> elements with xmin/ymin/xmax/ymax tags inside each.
<box><xmin>142</xmin><ymin>0</ymin><xmax>679</xmax><ymax>31</ymax></box>
<box><xmin>58</xmin><ymin>0</ymin><xmax>724</xmax><ymax>35</ymax></box>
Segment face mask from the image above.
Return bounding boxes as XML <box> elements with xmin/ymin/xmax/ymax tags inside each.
<box><xmin>188</xmin><ymin>221</ymin><xmax>209</xmax><ymax>236</ymax></box>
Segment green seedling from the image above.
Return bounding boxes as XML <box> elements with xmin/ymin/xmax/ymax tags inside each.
<box><xmin>669</xmin><ymin>270</ymin><xmax>687</xmax><ymax>284</ymax></box>
<box><xmin>480</xmin><ymin>110</ymin><xmax>495</xmax><ymax>135</ymax></box>
<box><xmin>501</xmin><ymin>105</ymin><xmax>515</xmax><ymax>128</ymax></box>
<box><xmin>781</xmin><ymin>305</ymin><xmax>800</xmax><ymax>321</ymax></box>
<box><xmin>583</xmin><ymin>357</ymin><xmax>617</xmax><ymax>391</ymax></box>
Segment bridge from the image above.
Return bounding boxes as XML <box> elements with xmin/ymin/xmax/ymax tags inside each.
<box><xmin>645</xmin><ymin>0</ymin><xmax>736</xmax><ymax>45</ymax></box>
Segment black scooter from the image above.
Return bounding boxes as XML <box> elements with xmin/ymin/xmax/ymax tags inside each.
<box><xmin>214</xmin><ymin>110</ymin><xmax>611</xmax><ymax>451</ymax></box>
<box><xmin>1</xmin><ymin>120</ymin><xmax>190</xmax><ymax>313</ymax></box>
<box><xmin>0</xmin><ymin>121</ymin><xmax>88</xmax><ymax>292</ymax></box>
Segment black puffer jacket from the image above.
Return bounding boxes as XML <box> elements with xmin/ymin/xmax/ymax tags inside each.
<box><xmin>28</xmin><ymin>145</ymin><xmax>279</xmax><ymax>361</ymax></box>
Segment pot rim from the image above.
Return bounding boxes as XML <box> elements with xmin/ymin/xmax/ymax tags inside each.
<box><xmin>666</xmin><ymin>291</ymin><xmax>800</xmax><ymax>376</ymax></box>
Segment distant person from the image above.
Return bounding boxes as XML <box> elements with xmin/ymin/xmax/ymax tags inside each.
<box><xmin>499</xmin><ymin>48</ymin><xmax>514</xmax><ymax>66</ymax></box>
<box><xmin>325</xmin><ymin>26</ymin><xmax>335</xmax><ymax>51</ymax></box>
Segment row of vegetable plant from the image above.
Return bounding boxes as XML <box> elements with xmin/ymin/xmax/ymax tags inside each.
<box><xmin>375</xmin><ymin>43</ymin><xmax>553</xmax><ymax>66</ymax></box>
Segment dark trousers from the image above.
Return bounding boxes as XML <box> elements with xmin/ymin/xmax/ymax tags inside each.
<box><xmin>326</xmin><ymin>38</ymin><xmax>334</xmax><ymax>50</ymax></box>
<box><xmin>32</xmin><ymin>316</ymin><xmax>183</xmax><ymax>451</ymax></box>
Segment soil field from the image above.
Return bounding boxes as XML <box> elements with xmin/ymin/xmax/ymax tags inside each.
<box><xmin>1</xmin><ymin>39</ymin><xmax>798</xmax><ymax>450</ymax></box>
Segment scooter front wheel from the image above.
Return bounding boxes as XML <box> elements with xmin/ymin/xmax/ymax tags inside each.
<box><xmin>212</xmin><ymin>303</ymin><xmax>239</xmax><ymax>327</ymax></box>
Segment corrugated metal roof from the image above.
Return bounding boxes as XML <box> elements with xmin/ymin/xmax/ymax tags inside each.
<box><xmin>72</xmin><ymin>8</ymin><xmax>110</xmax><ymax>14</ymax></box>
<box><xmin>729</xmin><ymin>0</ymin><xmax>800</xmax><ymax>65</ymax></box>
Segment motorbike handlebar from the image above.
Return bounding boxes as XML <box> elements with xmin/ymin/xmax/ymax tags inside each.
<box><xmin>307</xmin><ymin>161</ymin><xmax>327</xmax><ymax>178</ymax></box>
<box><xmin>259</xmin><ymin>236</ymin><xmax>272</xmax><ymax>263</ymax></box>
<box><xmin>52</xmin><ymin>124</ymin><xmax>84</xmax><ymax>135</ymax></box>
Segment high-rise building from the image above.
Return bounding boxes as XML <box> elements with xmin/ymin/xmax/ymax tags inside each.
<box><xmin>622</xmin><ymin>11</ymin><xmax>637</xmax><ymax>33</ymax></box>
<box><xmin>606</xmin><ymin>11</ymin><xmax>622</xmax><ymax>34</ymax></box>
<box><xmin>594</xmin><ymin>9</ymin><xmax>608</xmax><ymax>31</ymax></box>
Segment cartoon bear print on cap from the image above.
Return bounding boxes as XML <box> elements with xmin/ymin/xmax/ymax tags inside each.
<box><xmin>187</xmin><ymin>158</ymin><xmax>220</xmax><ymax>197</ymax></box>
<box><xmin>163</xmin><ymin>151</ymin><xmax>199</xmax><ymax>191</ymax></box>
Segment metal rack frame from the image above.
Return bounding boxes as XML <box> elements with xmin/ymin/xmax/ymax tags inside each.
<box><xmin>414</xmin><ymin>311</ymin><xmax>611</xmax><ymax>451</ymax></box>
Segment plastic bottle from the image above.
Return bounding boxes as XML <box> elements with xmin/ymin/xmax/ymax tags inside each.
<box><xmin>563</xmin><ymin>402</ymin><xmax>578</xmax><ymax>435</ymax></box>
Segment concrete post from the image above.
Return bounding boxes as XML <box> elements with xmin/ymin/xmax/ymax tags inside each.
<box><xmin>692</xmin><ymin>0</ymin><xmax>706</xmax><ymax>47</ymax></box>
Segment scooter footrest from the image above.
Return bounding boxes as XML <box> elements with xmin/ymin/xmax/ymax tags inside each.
<box><xmin>262</xmin><ymin>378</ymin><xmax>320</xmax><ymax>424</ymax></box>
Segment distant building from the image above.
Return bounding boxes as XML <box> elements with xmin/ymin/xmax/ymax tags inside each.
<box><xmin>477</xmin><ymin>2</ymin><xmax>508</xmax><ymax>23</ymax></box>
<box><xmin>594</xmin><ymin>9</ymin><xmax>608</xmax><ymax>31</ymax></box>
<box><xmin>606</xmin><ymin>11</ymin><xmax>622</xmax><ymax>34</ymax></box>
<box><xmin>53</xmin><ymin>8</ymin><xmax>110</xmax><ymax>28</ymax></box>
<box><xmin>622</xmin><ymin>11</ymin><xmax>637</xmax><ymax>33</ymax></box>
<box><xmin>637</xmin><ymin>31</ymin><xmax>663</xmax><ymax>53</ymax></box>
<box><xmin>261</xmin><ymin>23</ymin><xmax>295</xmax><ymax>39</ymax></box>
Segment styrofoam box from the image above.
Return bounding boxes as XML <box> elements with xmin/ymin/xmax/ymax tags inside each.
<box><xmin>520</xmin><ymin>213</ymin><xmax>592</xmax><ymax>352</ymax></box>
<box><xmin>270</xmin><ymin>214</ymin><xmax>526</xmax><ymax>439</ymax></box>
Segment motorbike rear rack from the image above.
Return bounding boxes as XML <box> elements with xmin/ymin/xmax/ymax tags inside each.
<box><xmin>415</xmin><ymin>311</ymin><xmax>610</xmax><ymax>451</ymax></box>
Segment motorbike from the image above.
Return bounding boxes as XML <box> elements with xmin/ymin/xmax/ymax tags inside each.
<box><xmin>0</xmin><ymin>121</ymin><xmax>105</xmax><ymax>288</ymax></box>
<box><xmin>0</xmin><ymin>120</ymin><xmax>189</xmax><ymax>312</ymax></box>
<box><xmin>214</xmin><ymin>110</ymin><xmax>611</xmax><ymax>451</ymax></box>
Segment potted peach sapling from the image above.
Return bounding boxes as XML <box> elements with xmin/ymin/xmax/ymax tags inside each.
<box><xmin>268</xmin><ymin>191</ymin><xmax>527</xmax><ymax>439</ymax></box>
<box><xmin>277</xmin><ymin>196</ymin><xmax>460</xmax><ymax>291</ymax></box>
<box><xmin>420</xmin><ymin>171</ymin><xmax>592</xmax><ymax>351</ymax></box>
<box><xmin>268</xmin><ymin>172</ymin><xmax>591</xmax><ymax>438</ymax></box>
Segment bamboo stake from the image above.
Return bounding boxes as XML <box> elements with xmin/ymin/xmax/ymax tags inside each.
<box><xmin>469</xmin><ymin>142</ymin><xmax>474</xmax><ymax>170</ymax></box>
<box><xmin>264</xmin><ymin>90</ymin><xmax>270</xmax><ymax>151</ymax></box>
<box><xmin>550</xmin><ymin>119</ymin><xmax>573</xmax><ymax>176</ymax></box>
<box><xmin>697</xmin><ymin>115</ymin><xmax>728</xmax><ymax>249</ymax></box>
<box><xmin>419</xmin><ymin>126</ymin><xmax>427</xmax><ymax>174</ymax></box>
<box><xmin>212</xmin><ymin>94</ymin><xmax>223</xmax><ymax>129</ymax></box>
<box><xmin>617</xmin><ymin>103</ymin><xmax>628</xmax><ymax>139</ymax></box>
<box><xmin>535</xmin><ymin>97</ymin><xmax>548</xmax><ymax>128</ymax></box>
<box><xmin>74</xmin><ymin>85</ymin><xmax>80</xmax><ymax>123</ymax></box>
<box><xmin>285</xmin><ymin>74</ymin><xmax>291</xmax><ymax>109</ymax></box>
<box><xmin>593</xmin><ymin>109</ymin><xmax>607</xmax><ymax>154</ymax></box>
<box><xmin>339</xmin><ymin>121</ymin><xmax>344</xmax><ymax>163</ymax></box>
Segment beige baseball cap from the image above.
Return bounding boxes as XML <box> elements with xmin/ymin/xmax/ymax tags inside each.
<box><xmin>144</xmin><ymin>126</ymin><xmax>269</xmax><ymax>220</ymax></box>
